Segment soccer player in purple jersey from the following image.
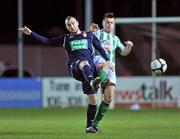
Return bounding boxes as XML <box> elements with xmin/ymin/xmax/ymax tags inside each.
<box><xmin>19</xmin><ymin>16</ymin><xmax>114</xmax><ymax>133</ymax></box>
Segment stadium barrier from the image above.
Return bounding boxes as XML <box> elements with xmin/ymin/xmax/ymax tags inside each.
<box><xmin>0</xmin><ymin>78</ymin><xmax>41</xmax><ymax>108</ymax></box>
<box><xmin>115</xmin><ymin>77</ymin><xmax>180</xmax><ymax>108</ymax></box>
<box><xmin>42</xmin><ymin>77</ymin><xmax>180</xmax><ymax>108</ymax></box>
<box><xmin>42</xmin><ymin>78</ymin><xmax>87</xmax><ymax>107</ymax></box>
<box><xmin>0</xmin><ymin>77</ymin><xmax>179</xmax><ymax>108</ymax></box>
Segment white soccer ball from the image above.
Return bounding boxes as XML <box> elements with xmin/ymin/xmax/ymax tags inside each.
<box><xmin>150</xmin><ymin>58</ymin><xmax>167</xmax><ymax>75</ymax></box>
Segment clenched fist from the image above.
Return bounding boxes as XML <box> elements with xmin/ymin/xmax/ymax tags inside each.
<box><xmin>125</xmin><ymin>41</ymin><xmax>134</xmax><ymax>48</ymax></box>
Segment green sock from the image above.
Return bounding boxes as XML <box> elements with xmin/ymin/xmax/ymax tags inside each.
<box><xmin>93</xmin><ymin>101</ymin><xmax>110</xmax><ymax>127</ymax></box>
<box><xmin>98</xmin><ymin>69</ymin><xmax>107</xmax><ymax>83</ymax></box>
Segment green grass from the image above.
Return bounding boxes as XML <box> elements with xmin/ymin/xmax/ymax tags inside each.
<box><xmin>0</xmin><ymin>108</ymin><xmax>179</xmax><ymax>139</ymax></box>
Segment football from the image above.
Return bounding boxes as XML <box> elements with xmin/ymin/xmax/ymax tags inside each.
<box><xmin>150</xmin><ymin>58</ymin><xmax>167</xmax><ymax>75</ymax></box>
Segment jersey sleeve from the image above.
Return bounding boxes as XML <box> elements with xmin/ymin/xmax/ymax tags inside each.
<box><xmin>31</xmin><ymin>31</ymin><xmax>64</xmax><ymax>47</ymax></box>
<box><xmin>116</xmin><ymin>37</ymin><xmax>125</xmax><ymax>53</ymax></box>
<box><xmin>93</xmin><ymin>30</ymin><xmax>100</xmax><ymax>39</ymax></box>
<box><xmin>92</xmin><ymin>33</ymin><xmax>109</xmax><ymax>61</ymax></box>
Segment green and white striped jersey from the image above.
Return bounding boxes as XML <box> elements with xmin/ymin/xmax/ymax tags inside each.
<box><xmin>94</xmin><ymin>29</ymin><xmax>125</xmax><ymax>64</ymax></box>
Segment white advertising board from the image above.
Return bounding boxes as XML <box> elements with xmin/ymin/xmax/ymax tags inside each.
<box><xmin>43</xmin><ymin>78</ymin><xmax>88</xmax><ymax>107</ymax></box>
<box><xmin>42</xmin><ymin>77</ymin><xmax>180</xmax><ymax>108</ymax></box>
<box><xmin>115</xmin><ymin>77</ymin><xmax>180</xmax><ymax>108</ymax></box>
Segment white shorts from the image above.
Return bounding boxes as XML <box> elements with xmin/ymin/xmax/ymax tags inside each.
<box><xmin>93</xmin><ymin>56</ymin><xmax>117</xmax><ymax>85</ymax></box>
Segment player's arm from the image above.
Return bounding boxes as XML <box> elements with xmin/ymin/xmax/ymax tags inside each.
<box><xmin>18</xmin><ymin>26</ymin><xmax>64</xmax><ymax>46</ymax></box>
<box><xmin>92</xmin><ymin>33</ymin><xmax>109</xmax><ymax>61</ymax></box>
<box><xmin>116</xmin><ymin>40</ymin><xmax>134</xmax><ymax>56</ymax></box>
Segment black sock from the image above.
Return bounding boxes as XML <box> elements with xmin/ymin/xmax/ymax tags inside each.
<box><xmin>86</xmin><ymin>104</ymin><xmax>97</xmax><ymax>128</ymax></box>
<box><xmin>82</xmin><ymin>65</ymin><xmax>93</xmax><ymax>83</ymax></box>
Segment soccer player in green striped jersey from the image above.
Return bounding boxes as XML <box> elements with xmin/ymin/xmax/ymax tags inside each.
<box><xmin>89</xmin><ymin>13</ymin><xmax>134</xmax><ymax>132</ymax></box>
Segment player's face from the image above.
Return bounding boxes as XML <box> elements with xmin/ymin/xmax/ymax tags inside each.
<box><xmin>103</xmin><ymin>17</ymin><xmax>115</xmax><ymax>33</ymax></box>
<box><xmin>65</xmin><ymin>17</ymin><xmax>79</xmax><ymax>33</ymax></box>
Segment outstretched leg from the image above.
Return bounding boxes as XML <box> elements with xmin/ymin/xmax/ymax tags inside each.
<box><xmin>79</xmin><ymin>61</ymin><xmax>100</xmax><ymax>90</ymax></box>
<box><xmin>79</xmin><ymin>61</ymin><xmax>94</xmax><ymax>83</ymax></box>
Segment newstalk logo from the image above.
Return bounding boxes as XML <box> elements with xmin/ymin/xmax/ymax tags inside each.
<box><xmin>141</xmin><ymin>81</ymin><xmax>173</xmax><ymax>101</ymax></box>
<box><xmin>115</xmin><ymin>80</ymin><xmax>178</xmax><ymax>108</ymax></box>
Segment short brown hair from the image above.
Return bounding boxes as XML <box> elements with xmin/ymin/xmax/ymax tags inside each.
<box><xmin>104</xmin><ymin>13</ymin><xmax>115</xmax><ymax>19</ymax></box>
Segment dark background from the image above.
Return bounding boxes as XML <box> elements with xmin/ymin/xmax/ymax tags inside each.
<box><xmin>0</xmin><ymin>0</ymin><xmax>179</xmax><ymax>77</ymax></box>
<box><xmin>0</xmin><ymin>0</ymin><xmax>180</xmax><ymax>44</ymax></box>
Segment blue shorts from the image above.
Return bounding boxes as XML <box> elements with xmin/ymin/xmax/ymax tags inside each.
<box><xmin>67</xmin><ymin>59</ymin><xmax>97</xmax><ymax>95</ymax></box>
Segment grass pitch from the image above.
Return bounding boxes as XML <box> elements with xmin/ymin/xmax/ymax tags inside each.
<box><xmin>0</xmin><ymin>108</ymin><xmax>179</xmax><ymax>139</ymax></box>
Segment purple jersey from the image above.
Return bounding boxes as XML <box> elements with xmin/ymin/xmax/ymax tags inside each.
<box><xmin>31</xmin><ymin>31</ymin><xmax>109</xmax><ymax>94</ymax></box>
<box><xmin>31</xmin><ymin>31</ymin><xmax>109</xmax><ymax>67</ymax></box>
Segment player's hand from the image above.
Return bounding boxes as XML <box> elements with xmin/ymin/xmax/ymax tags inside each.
<box><xmin>18</xmin><ymin>26</ymin><xmax>32</xmax><ymax>35</ymax></box>
<box><xmin>120</xmin><ymin>41</ymin><xmax>134</xmax><ymax>56</ymax></box>
<box><xmin>107</xmin><ymin>60</ymin><xmax>115</xmax><ymax>72</ymax></box>
<box><xmin>89</xmin><ymin>23</ymin><xmax>99</xmax><ymax>32</ymax></box>
<box><xmin>125</xmin><ymin>41</ymin><xmax>134</xmax><ymax>48</ymax></box>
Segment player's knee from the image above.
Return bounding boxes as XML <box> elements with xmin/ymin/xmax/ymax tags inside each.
<box><xmin>87</xmin><ymin>94</ymin><xmax>97</xmax><ymax>105</ymax></box>
<box><xmin>104</xmin><ymin>96</ymin><xmax>112</xmax><ymax>103</ymax></box>
<box><xmin>98</xmin><ymin>63</ymin><xmax>108</xmax><ymax>71</ymax></box>
<box><xmin>104</xmin><ymin>92</ymin><xmax>113</xmax><ymax>103</ymax></box>
<box><xmin>79</xmin><ymin>61</ymin><xmax>90</xmax><ymax>70</ymax></box>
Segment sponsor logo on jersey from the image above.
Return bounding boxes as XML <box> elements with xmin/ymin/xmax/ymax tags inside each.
<box><xmin>101</xmin><ymin>40</ymin><xmax>112</xmax><ymax>51</ymax></box>
<box><xmin>70</xmin><ymin>39</ymin><xmax>88</xmax><ymax>51</ymax></box>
